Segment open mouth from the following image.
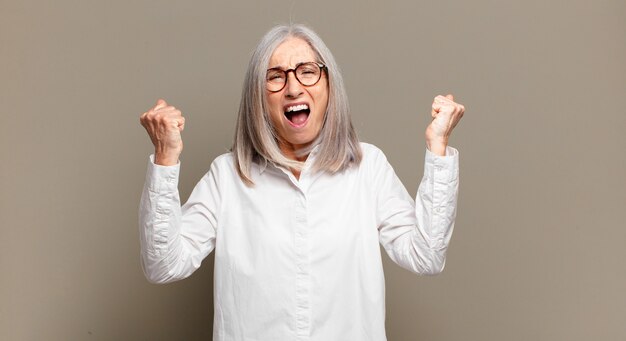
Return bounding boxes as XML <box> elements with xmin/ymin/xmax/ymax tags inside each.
<box><xmin>284</xmin><ymin>103</ymin><xmax>310</xmax><ymax>126</ymax></box>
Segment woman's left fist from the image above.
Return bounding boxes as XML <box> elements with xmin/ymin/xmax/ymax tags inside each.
<box><xmin>425</xmin><ymin>94</ymin><xmax>465</xmax><ymax>153</ymax></box>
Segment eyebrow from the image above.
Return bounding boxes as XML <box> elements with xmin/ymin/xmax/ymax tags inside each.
<box><xmin>267</xmin><ymin>61</ymin><xmax>315</xmax><ymax>70</ymax></box>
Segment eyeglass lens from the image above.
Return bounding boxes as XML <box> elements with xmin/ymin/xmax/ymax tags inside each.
<box><xmin>266</xmin><ymin>63</ymin><xmax>322</xmax><ymax>92</ymax></box>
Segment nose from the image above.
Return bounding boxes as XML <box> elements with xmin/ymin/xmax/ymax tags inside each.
<box><xmin>284</xmin><ymin>71</ymin><xmax>304</xmax><ymax>98</ymax></box>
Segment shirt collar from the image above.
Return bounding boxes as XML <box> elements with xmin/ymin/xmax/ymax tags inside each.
<box><xmin>258</xmin><ymin>144</ymin><xmax>321</xmax><ymax>175</ymax></box>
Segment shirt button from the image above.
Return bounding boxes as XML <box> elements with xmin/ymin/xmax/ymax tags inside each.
<box><xmin>435</xmin><ymin>207</ymin><xmax>444</xmax><ymax>214</ymax></box>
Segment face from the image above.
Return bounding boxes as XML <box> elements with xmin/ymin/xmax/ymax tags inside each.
<box><xmin>266</xmin><ymin>37</ymin><xmax>329</xmax><ymax>161</ymax></box>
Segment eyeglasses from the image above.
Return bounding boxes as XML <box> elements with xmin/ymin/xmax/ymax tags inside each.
<box><xmin>266</xmin><ymin>62</ymin><xmax>327</xmax><ymax>92</ymax></box>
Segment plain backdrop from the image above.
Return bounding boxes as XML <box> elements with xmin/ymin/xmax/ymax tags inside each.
<box><xmin>1</xmin><ymin>0</ymin><xmax>625</xmax><ymax>340</ymax></box>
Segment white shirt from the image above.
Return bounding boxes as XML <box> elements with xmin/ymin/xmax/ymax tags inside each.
<box><xmin>139</xmin><ymin>142</ymin><xmax>459</xmax><ymax>341</ymax></box>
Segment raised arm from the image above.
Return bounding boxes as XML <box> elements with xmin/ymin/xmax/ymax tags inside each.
<box><xmin>138</xmin><ymin>99</ymin><xmax>219</xmax><ymax>284</ymax></box>
<box><xmin>377</xmin><ymin>94</ymin><xmax>465</xmax><ymax>275</ymax></box>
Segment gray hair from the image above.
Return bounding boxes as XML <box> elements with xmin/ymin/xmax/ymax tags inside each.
<box><xmin>232</xmin><ymin>24</ymin><xmax>362</xmax><ymax>185</ymax></box>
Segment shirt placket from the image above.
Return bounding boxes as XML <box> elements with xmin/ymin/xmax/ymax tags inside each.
<box><xmin>294</xmin><ymin>187</ymin><xmax>310</xmax><ymax>340</ymax></box>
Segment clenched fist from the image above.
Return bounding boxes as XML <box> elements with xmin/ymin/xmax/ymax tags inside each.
<box><xmin>425</xmin><ymin>94</ymin><xmax>465</xmax><ymax>156</ymax></box>
<box><xmin>140</xmin><ymin>99</ymin><xmax>185</xmax><ymax>166</ymax></box>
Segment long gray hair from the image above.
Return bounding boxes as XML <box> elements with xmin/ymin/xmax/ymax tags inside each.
<box><xmin>232</xmin><ymin>24</ymin><xmax>362</xmax><ymax>185</ymax></box>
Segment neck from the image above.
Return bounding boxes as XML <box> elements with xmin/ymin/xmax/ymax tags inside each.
<box><xmin>278</xmin><ymin>142</ymin><xmax>311</xmax><ymax>180</ymax></box>
<box><xmin>291</xmin><ymin>168</ymin><xmax>301</xmax><ymax>180</ymax></box>
<box><xmin>279</xmin><ymin>142</ymin><xmax>311</xmax><ymax>162</ymax></box>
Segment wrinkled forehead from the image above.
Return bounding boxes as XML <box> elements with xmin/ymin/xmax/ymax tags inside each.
<box><xmin>268</xmin><ymin>37</ymin><xmax>318</xmax><ymax>69</ymax></box>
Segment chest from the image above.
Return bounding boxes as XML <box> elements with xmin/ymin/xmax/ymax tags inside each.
<box><xmin>215</xmin><ymin>168</ymin><xmax>380</xmax><ymax>268</ymax></box>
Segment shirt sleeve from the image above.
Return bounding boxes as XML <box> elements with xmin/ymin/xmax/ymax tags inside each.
<box><xmin>375</xmin><ymin>146</ymin><xmax>459</xmax><ymax>275</ymax></box>
<box><xmin>138</xmin><ymin>154</ymin><xmax>220</xmax><ymax>284</ymax></box>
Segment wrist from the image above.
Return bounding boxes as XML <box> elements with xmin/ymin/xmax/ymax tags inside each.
<box><xmin>154</xmin><ymin>152</ymin><xmax>180</xmax><ymax>166</ymax></box>
<box><xmin>426</xmin><ymin>138</ymin><xmax>448</xmax><ymax>156</ymax></box>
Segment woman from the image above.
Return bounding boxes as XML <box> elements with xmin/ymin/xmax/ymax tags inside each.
<box><xmin>139</xmin><ymin>24</ymin><xmax>465</xmax><ymax>341</ymax></box>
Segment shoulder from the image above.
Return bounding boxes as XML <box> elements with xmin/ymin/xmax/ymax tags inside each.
<box><xmin>358</xmin><ymin>142</ymin><xmax>388</xmax><ymax>165</ymax></box>
<box><xmin>211</xmin><ymin>152</ymin><xmax>234</xmax><ymax>167</ymax></box>
<box><xmin>202</xmin><ymin>151</ymin><xmax>236</xmax><ymax>180</ymax></box>
<box><xmin>354</xmin><ymin>142</ymin><xmax>395</xmax><ymax>180</ymax></box>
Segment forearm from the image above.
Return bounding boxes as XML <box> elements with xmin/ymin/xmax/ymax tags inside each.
<box><xmin>138</xmin><ymin>155</ymin><xmax>203</xmax><ymax>284</ymax></box>
<box><xmin>138</xmin><ymin>155</ymin><xmax>184</xmax><ymax>283</ymax></box>
<box><xmin>377</xmin><ymin>146</ymin><xmax>459</xmax><ymax>275</ymax></box>
<box><xmin>139</xmin><ymin>153</ymin><xmax>220</xmax><ymax>284</ymax></box>
<box><xmin>412</xmin><ymin>146</ymin><xmax>459</xmax><ymax>273</ymax></box>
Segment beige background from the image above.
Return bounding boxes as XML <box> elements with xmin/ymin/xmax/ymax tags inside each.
<box><xmin>1</xmin><ymin>0</ymin><xmax>625</xmax><ymax>340</ymax></box>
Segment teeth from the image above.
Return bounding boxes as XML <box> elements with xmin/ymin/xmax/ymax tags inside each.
<box><xmin>285</xmin><ymin>104</ymin><xmax>309</xmax><ymax>112</ymax></box>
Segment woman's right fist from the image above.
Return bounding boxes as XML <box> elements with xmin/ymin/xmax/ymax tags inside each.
<box><xmin>140</xmin><ymin>99</ymin><xmax>185</xmax><ymax>166</ymax></box>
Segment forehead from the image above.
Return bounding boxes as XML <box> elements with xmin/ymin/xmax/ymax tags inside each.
<box><xmin>269</xmin><ymin>37</ymin><xmax>316</xmax><ymax>68</ymax></box>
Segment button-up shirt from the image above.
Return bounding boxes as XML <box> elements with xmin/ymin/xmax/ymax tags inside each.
<box><xmin>139</xmin><ymin>142</ymin><xmax>459</xmax><ymax>341</ymax></box>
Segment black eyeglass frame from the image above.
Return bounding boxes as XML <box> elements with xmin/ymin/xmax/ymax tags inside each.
<box><xmin>266</xmin><ymin>62</ymin><xmax>327</xmax><ymax>92</ymax></box>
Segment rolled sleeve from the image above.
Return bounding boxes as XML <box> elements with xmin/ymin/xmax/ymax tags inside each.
<box><xmin>138</xmin><ymin>154</ymin><xmax>219</xmax><ymax>284</ymax></box>
<box><xmin>420</xmin><ymin>146</ymin><xmax>459</xmax><ymax>250</ymax></box>
<box><xmin>140</xmin><ymin>154</ymin><xmax>181</xmax><ymax>257</ymax></box>
<box><xmin>377</xmin><ymin>146</ymin><xmax>460</xmax><ymax>275</ymax></box>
